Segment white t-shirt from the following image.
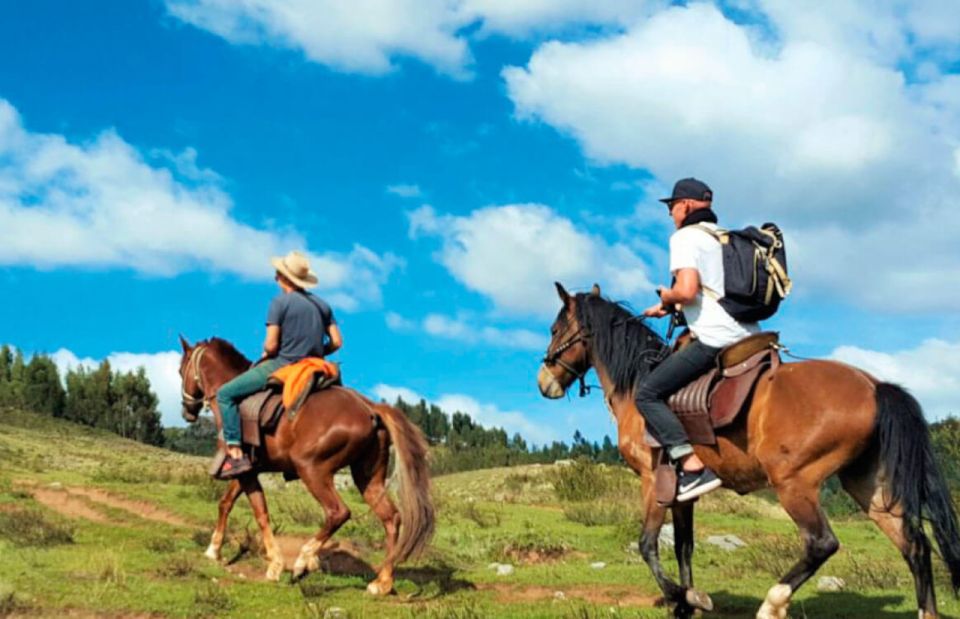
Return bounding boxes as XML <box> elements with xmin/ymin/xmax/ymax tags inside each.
<box><xmin>669</xmin><ymin>222</ymin><xmax>759</xmax><ymax>348</ymax></box>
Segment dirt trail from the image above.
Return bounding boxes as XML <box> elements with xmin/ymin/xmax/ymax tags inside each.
<box><xmin>66</xmin><ymin>487</ymin><xmax>191</xmax><ymax>527</ymax></box>
<box><xmin>23</xmin><ymin>483</ymin><xmax>190</xmax><ymax>527</ymax></box>
<box><xmin>30</xmin><ymin>488</ymin><xmax>112</xmax><ymax>524</ymax></box>
<box><xmin>479</xmin><ymin>583</ymin><xmax>660</xmax><ymax>607</ymax></box>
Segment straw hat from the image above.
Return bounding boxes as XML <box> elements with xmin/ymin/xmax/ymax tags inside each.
<box><xmin>271</xmin><ymin>251</ymin><xmax>318</xmax><ymax>289</ymax></box>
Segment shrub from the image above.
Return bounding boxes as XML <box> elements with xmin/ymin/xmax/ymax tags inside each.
<box><xmin>549</xmin><ymin>458</ymin><xmax>609</xmax><ymax>502</ymax></box>
<box><xmin>563</xmin><ymin>501</ymin><xmax>639</xmax><ymax>527</ymax></box>
<box><xmin>193</xmin><ymin>582</ymin><xmax>233</xmax><ymax>616</ymax></box>
<box><xmin>459</xmin><ymin>501</ymin><xmax>503</xmax><ymax>529</ymax></box>
<box><xmin>156</xmin><ymin>553</ymin><xmax>198</xmax><ymax>579</ymax></box>
<box><xmin>146</xmin><ymin>537</ymin><xmax>176</xmax><ymax>553</ymax></box>
<box><xmin>0</xmin><ymin>509</ymin><xmax>73</xmax><ymax>547</ymax></box>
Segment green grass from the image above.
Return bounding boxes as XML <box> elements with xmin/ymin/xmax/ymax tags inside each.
<box><xmin>1</xmin><ymin>407</ymin><xmax>958</xmax><ymax>617</ymax></box>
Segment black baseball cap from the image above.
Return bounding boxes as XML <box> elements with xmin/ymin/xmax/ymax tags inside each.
<box><xmin>659</xmin><ymin>178</ymin><xmax>713</xmax><ymax>204</ymax></box>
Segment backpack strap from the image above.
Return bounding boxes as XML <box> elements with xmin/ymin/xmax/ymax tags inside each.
<box><xmin>687</xmin><ymin>224</ymin><xmax>725</xmax><ymax>301</ymax></box>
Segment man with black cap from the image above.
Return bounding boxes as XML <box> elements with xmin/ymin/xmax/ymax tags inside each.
<box><xmin>638</xmin><ymin>178</ymin><xmax>759</xmax><ymax>502</ymax></box>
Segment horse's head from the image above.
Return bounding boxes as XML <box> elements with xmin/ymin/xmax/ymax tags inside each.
<box><xmin>178</xmin><ymin>335</ymin><xmax>205</xmax><ymax>423</ymax></box>
<box><xmin>537</xmin><ymin>282</ymin><xmax>600</xmax><ymax>399</ymax></box>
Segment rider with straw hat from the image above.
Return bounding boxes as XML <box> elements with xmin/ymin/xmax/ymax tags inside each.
<box><xmin>215</xmin><ymin>251</ymin><xmax>343</xmax><ymax>478</ymax></box>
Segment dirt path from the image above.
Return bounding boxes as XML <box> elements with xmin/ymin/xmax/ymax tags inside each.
<box><xmin>65</xmin><ymin>487</ymin><xmax>191</xmax><ymax>527</ymax></box>
<box><xmin>23</xmin><ymin>483</ymin><xmax>190</xmax><ymax>527</ymax></box>
<box><xmin>478</xmin><ymin>583</ymin><xmax>661</xmax><ymax>607</ymax></box>
<box><xmin>30</xmin><ymin>487</ymin><xmax>113</xmax><ymax>524</ymax></box>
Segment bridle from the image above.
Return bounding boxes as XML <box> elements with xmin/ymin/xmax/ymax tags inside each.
<box><xmin>542</xmin><ymin>324</ymin><xmax>593</xmax><ymax>397</ymax></box>
<box><xmin>180</xmin><ymin>345</ymin><xmax>212</xmax><ymax>419</ymax></box>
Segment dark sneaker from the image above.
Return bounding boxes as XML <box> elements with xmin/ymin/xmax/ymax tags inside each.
<box><xmin>676</xmin><ymin>468</ymin><xmax>722</xmax><ymax>502</ymax></box>
<box><xmin>216</xmin><ymin>456</ymin><xmax>253</xmax><ymax>479</ymax></box>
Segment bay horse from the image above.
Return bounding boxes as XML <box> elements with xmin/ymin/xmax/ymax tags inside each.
<box><xmin>177</xmin><ymin>336</ymin><xmax>434</xmax><ymax>592</ymax></box>
<box><xmin>538</xmin><ymin>283</ymin><xmax>960</xmax><ymax>619</ymax></box>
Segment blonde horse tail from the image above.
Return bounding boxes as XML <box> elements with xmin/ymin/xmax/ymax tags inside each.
<box><xmin>375</xmin><ymin>403</ymin><xmax>435</xmax><ymax>564</ymax></box>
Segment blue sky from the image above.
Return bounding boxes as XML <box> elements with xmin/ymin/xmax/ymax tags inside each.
<box><xmin>2</xmin><ymin>0</ymin><xmax>959</xmax><ymax>444</ymax></box>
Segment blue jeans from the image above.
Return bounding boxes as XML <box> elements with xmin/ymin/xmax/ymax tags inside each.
<box><xmin>635</xmin><ymin>339</ymin><xmax>721</xmax><ymax>462</ymax></box>
<box><xmin>217</xmin><ymin>358</ymin><xmax>285</xmax><ymax>446</ymax></box>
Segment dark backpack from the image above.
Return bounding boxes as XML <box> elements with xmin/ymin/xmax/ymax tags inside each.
<box><xmin>692</xmin><ymin>223</ymin><xmax>791</xmax><ymax>322</ymax></box>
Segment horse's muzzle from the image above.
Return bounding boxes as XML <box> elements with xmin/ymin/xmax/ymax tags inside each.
<box><xmin>537</xmin><ymin>364</ymin><xmax>566</xmax><ymax>399</ymax></box>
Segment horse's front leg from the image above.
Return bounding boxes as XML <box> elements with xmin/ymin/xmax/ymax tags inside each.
<box><xmin>638</xmin><ymin>471</ymin><xmax>712</xmax><ymax>618</ymax></box>
<box><xmin>205</xmin><ymin>479</ymin><xmax>242</xmax><ymax>561</ymax></box>
<box><xmin>672</xmin><ymin>500</ymin><xmax>712</xmax><ymax>616</ymax></box>
<box><xmin>239</xmin><ymin>475</ymin><xmax>285</xmax><ymax>581</ymax></box>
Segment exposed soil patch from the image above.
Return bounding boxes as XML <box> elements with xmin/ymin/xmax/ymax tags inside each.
<box><xmin>224</xmin><ymin>536</ymin><xmax>373</xmax><ymax>581</ymax></box>
<box><xmin>66</xmin><ymin>487</ymin><xmax>190</xmax><ymax>527</ymax></box>
<box><xmin>30</xmin><ymin>488</ymin><xmax>111</xmax><ymax>524</ymax></box>
<box><xmin>18</xmin><ymin>482</ymin><xmax>190</xmax><ymax>528</ymax></box>
<box><xmin>479</xmin><ymin>583</ymin><xmax>660</xmax><ymax>607</ymax></box>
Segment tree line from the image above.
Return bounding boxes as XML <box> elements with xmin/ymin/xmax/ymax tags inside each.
<box><xmin>0</xmin><ymin>345</ymin><xmax>164</xmax><ymax>446</ymax></box>
<box><xmin>392</xmin><ymin>397</ymin><xmax>621</xmax><ymax>474</ymax></box>
<box><xmin>163</xmin><ymin>395</ymin><xmax>623</xmax><ymax>473</ymax></box>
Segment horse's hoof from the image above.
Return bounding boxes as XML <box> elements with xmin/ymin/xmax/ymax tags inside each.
<box><xmin>203</xmin><ymin>545</ymin><xmax>220</xmax><ymax>561</ymax></box>
<box><xmin>306</xmin><ymin>555</ymin><xmax>320</xmax><ymax>573</ymax></box>
<box><xmin>685</xmin><ymin>588</ymin><xmax>714</xmax><ymax>612</ymax></box>
<box><xmin>366</xmin><ymin>582</ymin><xmax>382</xmax><ymax>595</ymax></box>
<box><xmin>266</xmin><ymin>561</ymin><xmax>284</xmax><ymax>582</ymax></box>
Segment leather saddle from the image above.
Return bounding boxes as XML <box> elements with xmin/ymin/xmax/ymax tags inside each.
<box><xmin>646</xmin><ymin>331</ymin><xmax>781</xmax><ymax>448</ymax></box>
<box><xmin>238</xmin><ymin>373</ymin><xmax>341</xmax><ymax>448</ymax></box>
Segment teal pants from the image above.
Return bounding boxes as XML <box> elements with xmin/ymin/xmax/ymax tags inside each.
<box><xmin>217</xmin><ymin>358</ymin><xmax>285</xmax><ymax>446</ymax></box>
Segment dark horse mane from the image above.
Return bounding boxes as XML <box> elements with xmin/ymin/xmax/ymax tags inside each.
<box><xmin>200</xmin><ymin>337</ymin><xmax>252</xmax><ymax>372</ymax></box>
<box><xmin>574</xmin><ymin>293</ymin><xmax>667</xmax><ymax>396</ymax></box>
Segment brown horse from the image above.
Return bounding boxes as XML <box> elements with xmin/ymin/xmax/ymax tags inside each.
<box><xmin>538</xmin><ymin>283</ymin><xmax>960</xmax><ymax>619</ymax></box>
<box><xmin>177</xmin><ymin>336</ymin><xmax>434</xmax><ymax>592</ymax></box>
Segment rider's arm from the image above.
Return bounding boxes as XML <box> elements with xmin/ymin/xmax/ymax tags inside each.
<box><xmin>658</xmin><ymin>268</ymin><xmax>700</xmax><ymax>307</ymax></box>
<box><xmin>324</xmin><ymin>324</ymin><xmax>342</xmax><ymax>356</ymax></box>
<box><xmin>263</xmin><ymin>325</ymin><xmax>280</xmax><ymax>358</ymax></box>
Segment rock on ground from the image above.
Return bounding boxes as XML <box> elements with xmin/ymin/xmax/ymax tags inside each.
<box><xmin>590</xmin><ymin>562</ymin><xmax>606</xmax><ymax>569</ymax></box>
<box><xmin>659</xmin><ymin>524</ymin><xmax>675</xmax><ymax>550</ymax></box>
<box><xmin>817</xmin><ymin>576</ymin><xmax>846</xmax><ymax>592</ymax></box>
<box><xmin>705</xmin><ymin>534</ymin><xmax>747</xmax><ymax>551</ymax></box>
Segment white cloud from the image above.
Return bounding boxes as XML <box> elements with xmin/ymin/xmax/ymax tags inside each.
<box><xmin>425</xmin><ymin>313</ymin><xmax>547</xmax><ymax>350</ymax></box>
<box><xmin>0</xmin><ymin>99</ymin><xmax>398</xmax><ymax>310</ymax></box>
<box><xmin>51</xmin><ymin>348</ymin><xmax>184</xmax><ymax>429</ymax></box>
<box><xmin>502</xmin><ymin>3</ymin><xmax>960</xmax><ymax>310</ymax></box>
<box><xmin>167</xmin><ymin>0</ymin><xmax>473</xmax><ymax>77</ymax></box>
<box><xmin>165</xmin><ymin>0</ymin><xmax>661</xmax><ymax>76</ymax></box>
<box><xmin>831</xmin><ymin>339</ymin><xmax>960</xmax><ymax>420</ymax></box>
<box><xmin>386</xmin><ymin>310</ymin><xmax>547</xmax><ymax>351</ymax></box>
<box><xmin>409</xmin><ymin>204</ymin><xmax>653</xmax><ymax>317</ymax></box>
<box><xmin>372</xmin><ymin>383</ymin><xmax>425</xmax><ymax>406</ymax></box>
<box><xmin>386</xmin><ymin>183</ymin><xmax>423</xmax><ymax>198</ymax></box>
<box><xmin>370</xmin><ymin>383</ymin><xmax>557</xmax><ymax>443</ymax></box>
<box><xmin>465</xmin><ymin>0</ymin><xmax>661</xmax><ymax>37</ymax></box>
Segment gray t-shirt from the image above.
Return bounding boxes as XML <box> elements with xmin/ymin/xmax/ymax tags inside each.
<box><xmin>266</xmin><ymin>292</ymin><xmax>337</xmax><ymax>363</ymax></box>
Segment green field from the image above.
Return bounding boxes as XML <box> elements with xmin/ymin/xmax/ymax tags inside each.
<box><xmin>1</xmin><ymin>408</ymin><xmax>956</xmax><ymax>618</ymax></box>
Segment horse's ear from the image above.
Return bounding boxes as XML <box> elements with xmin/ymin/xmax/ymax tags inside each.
<box><xmin>555</xmin><ymin>282</ymin><xmax>571</xmax><ymax>306</ymax></box>
<box><xmin>179</xmin><ymin>334</ymin><xmax>191</xmax><ymax>353</ymax></box>
<box><xmin>591</xmin><ymin>283</ymin><xmax>601</xmax><ymax>297</ymax></box>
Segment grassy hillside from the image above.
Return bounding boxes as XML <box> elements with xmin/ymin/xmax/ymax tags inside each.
<box><xmin>1</xmin><ymin>407</ymin><xmax>957</xmax><ymax>618</ymax></box>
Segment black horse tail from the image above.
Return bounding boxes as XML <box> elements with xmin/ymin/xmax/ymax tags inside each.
<box><xmin>876</xmin><ymin>382</ymin><xmax>960</xmax><ymax>593</ymax></box>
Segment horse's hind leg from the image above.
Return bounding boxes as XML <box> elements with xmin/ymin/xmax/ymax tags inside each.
<box><xmin>840</xmin><ymin>464</ymin><xmax>938</xmax><ymax>618</ymax></box>
<box><xmin>205</xmin><ymin>479</ymin><xmax>242</xmax><ymax>561</ymax></box>
<box><xmin>292</xmin><ymin>465</ymin><xmax>352</xmax><ymax>581</ymax></box>
<box><xmin>350</xmin><ymin>431</ymin><xmax>400</xmax><ymax>596</ymax></box>
<box><xmin>758</xmin><ymin>478</ymin><xmax>839</xmax><ymax>619</ymax></box>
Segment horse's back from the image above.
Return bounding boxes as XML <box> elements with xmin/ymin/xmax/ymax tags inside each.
<box><xmin>749</xmin><ymin>359</ymin><xmax>878</xmax><ymax>484</ymax></box>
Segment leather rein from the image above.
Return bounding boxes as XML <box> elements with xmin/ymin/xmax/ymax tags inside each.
<box><xmin>181</xmin><ymin>345</ymin><xmax>212</xmax><ymax>415</ymax></box>
<box><xmin>542</xmin><ymin>326</ymin><xmax>593</xmax><ymax>397</ymax></box>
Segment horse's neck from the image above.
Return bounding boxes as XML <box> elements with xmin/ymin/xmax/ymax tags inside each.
<box><xmin>592</xmin><ymin>359</ymin><xmax>654</xmax><ymax>474</ymax></box>
<box><xmin>202</xmin><ymin>354</ymin><xmax>248</xmax><ymax>396</ymax></box>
